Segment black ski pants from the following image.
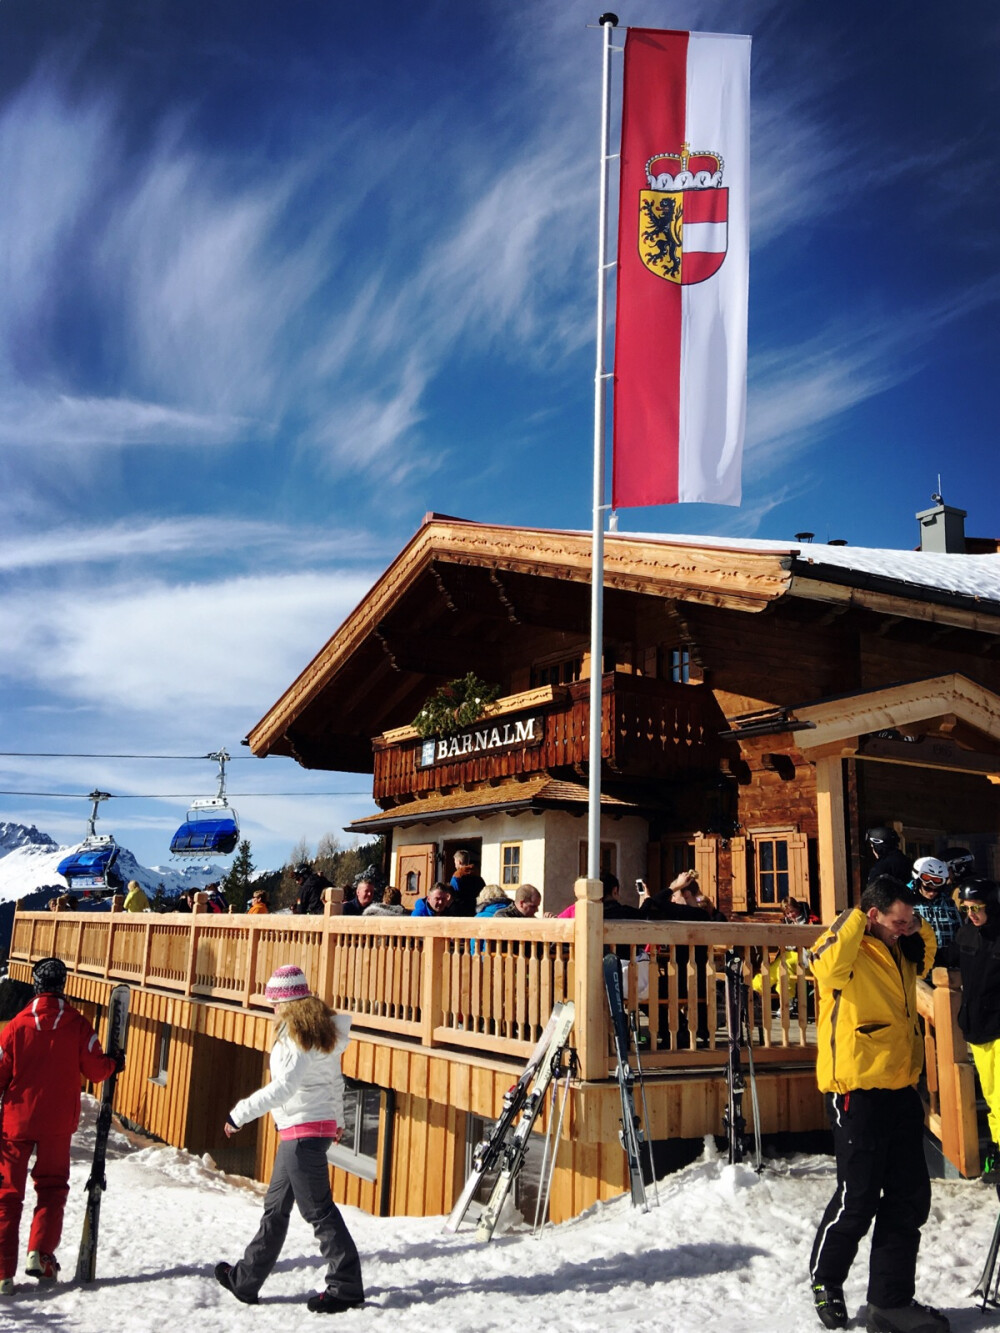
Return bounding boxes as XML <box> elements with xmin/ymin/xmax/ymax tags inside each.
<box><xmin>810</xmin><ymin>1085</ymin><xmax>930</xmax><ymax>1308</ymax></box>
<box><xmin>230</xmin><ymin>1137</ymin><xmax>364</xmax><ymax>1302</ymax></box>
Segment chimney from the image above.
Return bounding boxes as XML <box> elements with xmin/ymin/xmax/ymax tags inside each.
<box><xmin>916</xmin><ymin>497</ymin><xmax>966</xmax><ymax>553</ymax></box>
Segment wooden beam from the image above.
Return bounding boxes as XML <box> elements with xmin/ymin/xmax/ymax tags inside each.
<box><xmin>814</xmin><ymin>753</ymin><xmax>849</xmax><ymax>920</ymax></box>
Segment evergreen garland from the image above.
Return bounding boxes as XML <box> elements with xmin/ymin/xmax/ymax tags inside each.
<box><xmin>412</xmin><ymin>672</ymin><xmax>501</xmax><ymax>739</ymax></box>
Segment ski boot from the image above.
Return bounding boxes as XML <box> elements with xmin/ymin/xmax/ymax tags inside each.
<box><xmin>25</xmin><ymin>1251</ymin><xmax>59</xmax><ymax>1282</ymax></box>
<box><xmin>812</xmin><ymin>1282</ymin><xmax>848</xmax><ymax>1329</ymax></box>
<box><xmin>984</xmin><ymin>1146</ymin><xmax>1000</xmax><ymax>1194</ymax></box>
<box><xmin>0</xmin><ymin>1279</ymin><xmax>14</xmax><ymax>1297</ymax></box>
<box><xmin>866</xmin><ymin>1301</ymin><xmax>950</xmax><ymax>1333</ymax></box>
<box><xmin>306</xmin><ymin>1289</ymin><xmax>365</xmax><ymax>1314</ymax></box>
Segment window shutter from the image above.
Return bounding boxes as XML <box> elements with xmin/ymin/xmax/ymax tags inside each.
<box><xmin>730</xmin><ymin>836</ymin><xmax>748</xmax><ymax>913</ymax></box>
<box><xmin>694</xmin><ymin>835</ymin><xmax>717</xmax><ymax>903</ymax></box>
<box><xmin>788</xmin><ymin>832</ymin><xmax>809</xmax><ymax>898</ymax></box>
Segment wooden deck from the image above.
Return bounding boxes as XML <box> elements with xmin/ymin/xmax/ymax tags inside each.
<box><xmin>7</xmin><ymin>887</ymin><xmax>981</xmax><ymax>1215</ymax></box>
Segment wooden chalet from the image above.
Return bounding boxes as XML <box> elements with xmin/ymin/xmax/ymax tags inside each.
<box><xmin>9</xmin><ymin>502</ymin><xmax>1000</xmax><ymax>1223</ymax></box>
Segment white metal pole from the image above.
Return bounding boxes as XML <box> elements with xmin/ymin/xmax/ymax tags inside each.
<box><xmin>587</xmin><ymin>13</ymin><xmax>617</xmax><ymax>881</ymax></box>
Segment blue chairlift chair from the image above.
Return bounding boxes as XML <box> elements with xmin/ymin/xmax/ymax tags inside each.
<box><xmin>57</xmin><ymin>791</ymin><xmax>121</xmax><ymax>893</ymax></box>
<box><xmin>169</xmin><ymin>749</ymin><xmax>239</xmax><ymax>857</ymax></box>
<box><xmin>170</xmin><ymin>799</ymin><xmax>240</xmax><ymax>856</ymax></box>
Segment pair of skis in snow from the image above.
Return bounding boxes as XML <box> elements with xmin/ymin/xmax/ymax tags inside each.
<box><xmin>445</xmin><ymin>1000</ymin><xmax>576</xmax><ymax>1241</ymax></box>
<box><xmin>603</xmin><ymin>953</ymin><xmax>657</xmax><ymax>1212</ymax></box>
<box><xmin>722</xmin><ymin>950</ymin><xmax>762</xmax><ymax>1171</ymax></box>
<box><xmin>76</xmin><ymin>982</ymin><xmax>131</xmax><ymax>1283</ymax></box>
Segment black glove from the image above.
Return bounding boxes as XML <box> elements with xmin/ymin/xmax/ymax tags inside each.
<box><xmin>899</xmin><ymin>932</ymin><xmax>926</xmax><ymax>967</ymax></box>
<box><xmin>112</xmin><ymin>1049</ymin><xmax>126</xmax><ymax>1074</ymax></box>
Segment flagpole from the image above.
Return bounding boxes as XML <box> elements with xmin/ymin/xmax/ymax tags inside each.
<box><xmin>587</xmin><ymin>12</ymin><xmax>617</xmax><ymax>882</ymax></box>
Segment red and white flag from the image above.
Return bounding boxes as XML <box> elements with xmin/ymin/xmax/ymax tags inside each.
<box><xmin>612</xmin><ymin>28</ymin><xmax>750</xmax><ymax>509</ymax></box>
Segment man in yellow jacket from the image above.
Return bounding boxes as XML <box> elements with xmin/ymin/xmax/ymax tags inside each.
<box><xmin>807</xmin><ymin>876</ymin><xmax>947</xmax><ymax>1333</ymax></box>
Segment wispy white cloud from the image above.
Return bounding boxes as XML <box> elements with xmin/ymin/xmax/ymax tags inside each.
<box><xmin>0</xmin><ymin>388</ymin><xmax>245</xmax><ymax>449</ymax></box>
<box><xmin>0</xmin><ymin>517</ymin><xmax>393</xmax><ymax>573</ymax></box>
<box><xmin>747</xmin><ymin>274</ymin><xmax>1000</xmax><ymax>472</ymax></box>
<box><xmin>0</xmin><ymin>569</ymin><xmax>376</xmax><ymax>722</ymax></box>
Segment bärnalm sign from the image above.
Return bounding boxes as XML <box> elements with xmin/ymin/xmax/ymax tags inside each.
<box><xmin>418</xmin><ymin>715</ymin><xmax>545</xmax><ymax>768</ymax></box>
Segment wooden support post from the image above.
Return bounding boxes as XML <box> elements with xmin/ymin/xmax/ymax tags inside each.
<box><xmin>318</xmin><ymin>887</ymin><xmax>344</xmax><ymax>1004</ymax></box>
<box><xmin>813</xmin><ymin>749</ymin><xmax>851</xmax><ymax>921</ymax></box>
<box><xmin>140</xmin><ymin>918</ymin><xmax>154</xmax><ymax>986</ymax></box>
<box><xmin>420</xmin><ymin>933</ymin><xmax>445</xmax><ymax>1048</ymax></box>
<box><xmin>933</xmin><ymin>968</ymin><xmax>981</xmax><ymax>1177</ymax></box>
<box><xmin>184</xmin><ymin>897</ymin><xmax>207</xmax><ymax>997</ymax></box>
<box><xmin>573</xmin><ymin>876</ymin><xmax>605</xmax><ymax>1082</ymax></box>
<box><xmin>243</xmin><ymin>919</ymin><xmax>261</xmax><ymax>1008</ymax></box>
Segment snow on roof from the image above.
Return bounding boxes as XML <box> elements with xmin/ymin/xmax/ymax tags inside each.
<box><xmin>615</xmin><ymin>530</ymin><xmax>1000</xmax><ymax>606</ymax></box>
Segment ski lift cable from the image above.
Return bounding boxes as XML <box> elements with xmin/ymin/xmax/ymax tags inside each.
<box><xmin>0</xmin><ymin>789</ymin><xmax>373</xmax><ymax>798</ymax></box>
<box><xmin>0</xmin><ymin>751</ymin><xmax>259</xmax><ymax>759</ymax></box>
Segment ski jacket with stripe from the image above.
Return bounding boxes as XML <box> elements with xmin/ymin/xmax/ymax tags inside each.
<box><xmin>809</xmin><ymin>907</ymin><xmax>935</xmax><ymax>1095</ymax></box>
<box><xmin>0</xmin><ymin>994</ymin><xmax>117</xmax><ymax>1139</ymax></box>
<box><xmin>229</xmin><ymin>1014</ymin><xmax>352</xmax><ymax>1133</ymax></box>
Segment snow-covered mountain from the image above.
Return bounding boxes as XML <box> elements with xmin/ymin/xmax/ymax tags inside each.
<box><xmin>0</xmin><ymin>820</ymin><xmax>237</xmax><ymax>905</ymax></box>
<box><xmin>0</xmin><ymin>820</ymin><xmax>57</xmax><ymax>855</ymax></box>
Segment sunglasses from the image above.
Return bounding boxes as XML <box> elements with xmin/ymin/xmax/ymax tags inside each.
<box><xmin>960</xmin><ymin>903</ymin><xmax>987</xmax><ymax>916</ymax></box>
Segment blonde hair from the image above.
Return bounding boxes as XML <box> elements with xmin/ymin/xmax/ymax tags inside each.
<box><xmin>277</xmin><ymin>995</ymin><xmax>340</xmax><ymax>1052</ymax></box>
<box><xmin>127</xmin><ymin>880</ymin><xmax>141</xmax><ymax>893</ymax></box>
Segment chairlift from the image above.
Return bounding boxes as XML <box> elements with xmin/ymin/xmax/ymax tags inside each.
<box><xmin>57</xmin><ymin>790</ymin><xmax>122</xmax><ymax>893</ymax></box>
<box><xmin>169</xmin><ymin>750</ymin><xmax>240</xmax><ymax>857</ymax></box>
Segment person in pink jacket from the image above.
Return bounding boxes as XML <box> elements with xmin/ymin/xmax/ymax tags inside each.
<box><xmin>0</xmin><ymin>957</ymin><xmax>120</xmax><ymax>1294</ymax></box>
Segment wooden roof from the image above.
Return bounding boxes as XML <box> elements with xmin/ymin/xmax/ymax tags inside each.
<box><xmin>347</xmin><ymin>774</ymin><xmax>655</xmax><ymax>832</ymax></box>
<box><xmin>245</xmin><ymin>515</ymin><xmax>1000</xmax><ymax>770</ymax></box>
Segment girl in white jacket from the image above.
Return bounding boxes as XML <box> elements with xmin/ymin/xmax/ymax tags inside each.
<box><xmin>214</xmin><ymin>965</ymin><xmax>365</xmax><ymax>1314</ymax></box>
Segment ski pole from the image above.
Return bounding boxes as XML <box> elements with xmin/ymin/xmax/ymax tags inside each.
<box><xmin>739</xmin><ymin>967</ymin><xmax>764</xmax><ymax>1174</ymax></box>
<box><xmin>533</xmin><ymin>1048</ymin><xmax>575</xmax><ymax>1235</ymax></box>
<box><xmin>973</xmin><ymin>1206</ymin><xmax>1000</xmax><ymax>1309</ymax></box>
<box><xmin>629</xmin><ymin>1012</ymin><xmax>659</xmax><ymax>1208</ymax></box>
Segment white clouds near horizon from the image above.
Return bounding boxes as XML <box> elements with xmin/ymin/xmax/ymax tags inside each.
<box><xmin>0</xmin><ymin>569</ymin><xmax>375</xmax><ymax>721</ymax></box>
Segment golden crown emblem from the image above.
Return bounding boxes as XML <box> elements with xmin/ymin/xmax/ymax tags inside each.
<box><xmin>645</xmin><ymin>143</ymin><xmax>724</xmax><ymax>191</ymax></box>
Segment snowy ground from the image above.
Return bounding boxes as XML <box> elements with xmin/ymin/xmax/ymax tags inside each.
<box><xmin>6</xmin><ymin>1101</ymin><xmax>1000</xmax><ymax>1333</ymax></box>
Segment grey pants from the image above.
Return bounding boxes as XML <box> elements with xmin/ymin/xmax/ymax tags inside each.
<box><xmin>230</xmin><ymin>1137</ymin><xmax>364</xmax><ymax>1302</ymax></box>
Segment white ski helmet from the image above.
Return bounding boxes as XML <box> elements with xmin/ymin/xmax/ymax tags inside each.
<box><xmin>912</xmin><ymin>856</ymin><xmax>949</xmax><ymax>889</ymax></box>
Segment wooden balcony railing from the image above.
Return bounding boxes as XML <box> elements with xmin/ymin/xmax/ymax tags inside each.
<box><xmin>8</xmin><ymin>892</ymin><xmax>980</xmax><ymax>1176</ymax></box>
<box><xmin>603</xmin><ymin>921</ymin><xmax>818</xmax><ymax>1071</ymax></box>
<box><xmin>371</xmin><ymin>673</ymin><xmax>721</xmax><ymax>800</ymax></box>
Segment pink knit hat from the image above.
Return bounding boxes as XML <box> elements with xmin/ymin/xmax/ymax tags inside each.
<box><xmin>264</xmin><ymin>965</ymin><xmax>312</xmax><ymax>1004</ymax></box>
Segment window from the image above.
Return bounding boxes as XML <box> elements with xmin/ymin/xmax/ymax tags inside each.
<box><xmin>465</xmin><ymin>1113</ymin><xmax>545</xmax><ymax>1221</ymax></box>
<box><xmin>530</xmin><ymin>654</ymin><xmax>583</xmax><ymax>688</ymax></box>
<box><xmin>149</xmin><ymin>1023</ymin><xmax>171</xmax><ymax>1086</ymax></box>
<box><xmin>578</xmin><ymin>841</ymin><xmax>618</xmax><ymax>878</ymax></box>
<box><xmin>755</xmin><ymin>837</ymin><xmax>789</xmax><ymax>906</ymax></box>
<box><xmin>662</xmin><ymin>839</ymin><xmax>696</xmax><ymax>879</ymax></box>
<box><xmin>326</xmin><ymin>1083</ymin><xmax>381</xmax><ymax>1182</ymax></box>
<box><xmin>670</xmin><ymin>648</ymin><xmax>690</xmax><ymax>683</ymax></box>
<box><xmin>501</xmin><ymin>843</ymin><xmax>522</xmax><ymax>886</ymax></box>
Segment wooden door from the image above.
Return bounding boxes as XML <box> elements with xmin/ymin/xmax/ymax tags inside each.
<box><xmin>396</xmin><ymin>842</ymin><xmax>437</xmax><ymax>910</ymax></box>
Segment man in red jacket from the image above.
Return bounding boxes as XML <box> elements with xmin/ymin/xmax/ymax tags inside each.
<box><xmin>0</xmin><ymin>957</ymin><xmax>120</xmax><ymax>1294</ymax></box>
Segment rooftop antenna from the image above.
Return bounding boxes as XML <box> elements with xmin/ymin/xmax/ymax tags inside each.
<box><xmin>931</xmin><ymin>474</ymin><xmax>943</xmax><ymax>505</ymax></box>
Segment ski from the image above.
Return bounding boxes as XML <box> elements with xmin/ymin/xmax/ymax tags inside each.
<box><xmin>723</xmin><ymin>951</ymin><xmax>746</xmax><ymax>1164</ymax></box>
<box><xmin>445</xmin><ymin>1000</ymin><xmax>571</xmax><ymax>1233</ymax></box>
<box><xmin>603</xmin><ymin>953</ymin><xmax>648</xmax><ymax>1211</ymax></box>
<box><xmin>723</xmin><ymin>950</ymin><xmax>762</xmax><ymax>1171</ymax></box>
<box><xmin>475</xmin><ymin>1000</ymin><xmax>576</xmax><ymax>1242</ymax></box>
<box><xmin>76</xmin><ymin>982</ymin><xmax>130</xmax><ymax>1282</ymax></box>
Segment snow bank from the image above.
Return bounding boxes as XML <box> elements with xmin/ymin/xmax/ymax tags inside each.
<box><xmin>7</xmin><ymin>1099</ymin><xmax>1000</xmax><ymax>1331</ymax></box>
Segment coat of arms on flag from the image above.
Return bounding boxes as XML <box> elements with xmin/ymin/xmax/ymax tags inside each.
<box><xmin>638</xmin><ymin>146</ymin><xmax>728</xmax><ymax>286</ymax></box>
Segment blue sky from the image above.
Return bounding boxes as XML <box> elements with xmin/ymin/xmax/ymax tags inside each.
<box><xmin>1</xmin><ymin>0</ymin><xmax>998</xmax><ymax>874</ymax></box>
